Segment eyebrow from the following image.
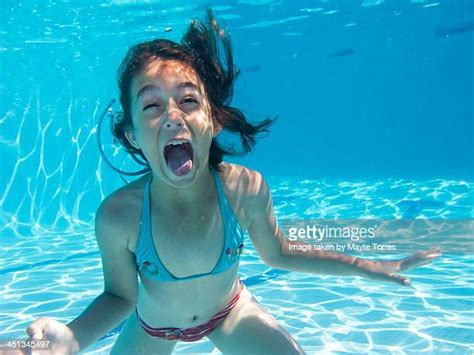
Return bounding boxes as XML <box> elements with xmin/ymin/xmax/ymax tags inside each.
<box><xmin>135</xmin><ymin>82</ymin><xmax>201</xmax><ymax>102</ymax></box>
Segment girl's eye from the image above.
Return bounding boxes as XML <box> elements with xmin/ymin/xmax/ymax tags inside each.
<box><xmin>143</xmin><ymin>103</ymin><xmax>161</xmax><ymax>111</ymax></box>
<box><xmin>181</xmin><ymin>97</ymin><xmax>198</xmax><ymax>104</ymax></box>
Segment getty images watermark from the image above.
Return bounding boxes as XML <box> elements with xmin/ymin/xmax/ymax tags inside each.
<box><xmin>280</xmin><ymin>219</ymin><xmax>473</xmax><ymax>255</ymax></box>
<box><xmin>286</xmin><ymin>222</ymin><xmax>385</xmax><ymax>252</ymax></box>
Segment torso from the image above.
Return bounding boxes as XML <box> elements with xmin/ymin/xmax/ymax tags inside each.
<box><xmin>111</xmin><ymin>162</ymin><xmax>254</xmax><ymax>328</ymax></box>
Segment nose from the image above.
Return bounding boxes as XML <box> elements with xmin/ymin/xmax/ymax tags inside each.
<box><xmin>163</xmin><ymin>102</ymin><xmax>184</xmax><ymax>129</ymax></box>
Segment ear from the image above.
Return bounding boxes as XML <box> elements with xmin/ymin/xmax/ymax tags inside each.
<box><xmin>212</xmin><ymin>119</ymin><xmax>222</xmax><ymax>138</ymax></box>
<box><xmin>124</xmin><ymin>129</ymin><xmax>140</xmax><ymax>149</ymax></box>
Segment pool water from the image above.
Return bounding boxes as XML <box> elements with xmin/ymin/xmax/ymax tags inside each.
<box><xmin>1</xmin><ymin>178</ymin><xmax>472</xmax><ymax>353</ymax></box>
<box><xmin>1</xmin><ymin>0</ymin><xmax>473</xmax><ymax>354</ymax></box>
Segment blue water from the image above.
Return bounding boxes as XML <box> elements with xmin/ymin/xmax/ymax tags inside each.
<box><xmin>1</xmin><ymin>0</ymin><xmax>473</xmax><ymax>354</ymax></box>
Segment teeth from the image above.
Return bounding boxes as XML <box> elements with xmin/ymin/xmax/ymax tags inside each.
<box><xmin>166</xmin><ymin>139</ymin><xmax>189</xmax><ymax>147</ymax></box>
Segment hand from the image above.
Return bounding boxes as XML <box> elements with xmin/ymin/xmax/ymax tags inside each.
<box><xmin>25</xmin><ymin>318</ymin><xmax>79</xmax><ymax>355</ymax></box>
<box><xmin>355</xmin><ymin>246</ymin><xmax>442</xmax><ymax>286</ymax></box>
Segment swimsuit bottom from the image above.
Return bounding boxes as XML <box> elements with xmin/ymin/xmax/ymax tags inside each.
<box><xmin>135</xmin><ymin>279</ymin><xmax>244</xmax><ymax>342</ymax></box>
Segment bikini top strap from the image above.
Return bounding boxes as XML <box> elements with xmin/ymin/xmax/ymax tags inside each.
<box><xmin>135</xmin><ymin>175</ymin><xmax>152</xmax><ymax>260</ymax></box>
<box><xmin>210</xmin><ymin>167</ymin><xmax>244</xmax><ymax>242</ymax></box>
<box><xmin>210</xmin><ymin>168</ymin><xmax>231</xmax><ymax>213</ymax></box>
<box><xmin>142</xmin><ymin>176</ymin><xmax>152</xmax><ymax>231</ymax></box>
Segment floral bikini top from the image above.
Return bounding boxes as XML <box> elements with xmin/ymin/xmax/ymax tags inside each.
<box><xmin>134</xmin><ymin>167</ymin><xmax>245</xmax><ymax>282</ymax></box>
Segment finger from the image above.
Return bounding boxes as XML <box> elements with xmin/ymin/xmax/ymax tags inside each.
<box><xmin>416</xmin><ymin>246</ymin><xmax>442</xmax><ymax>258</ymax></box>
<box><xmin>400</xmin><ymin>247</ymin><xmax>442</xmax><ymax>271</ymax></box>
<box><xmin>426</xmin><ymin>247</ymin><xmax>442</xmax><ymax>258</ymax></box>
<box><xmin>400</xmin><ymin>257</ymin><xmax>434</xmax><ymax>271</ymax></box>
<box><xmin>367</xmin><ymin>269</ymin><xmax>412</xmax><ymax>287</ymax></box>
<box><xmin>413</xmin><ymin>258</ymin><xmax>434</xmax><ymax>267</ymax></box>
<box><xmin>429</xmin><ymin>246</ymin><xmax>442</xmax><ymax>254</ymax></box>
<box><xmin>388</xmin><ymin>273</ymin><xmax>412</xmax><ymax>287</ymax></box>
<box><xmin>26</xmin><ymin>318</ymin><xmax>49</xmax><ymax>340</ymax></box>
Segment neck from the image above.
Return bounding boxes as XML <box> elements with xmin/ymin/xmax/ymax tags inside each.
<box><xmin>149</xmin><ymin>167</ymin><xmax>215</xmax><ymax>211</ymax></box>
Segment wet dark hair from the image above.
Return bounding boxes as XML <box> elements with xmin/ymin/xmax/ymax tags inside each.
<box><xmin>112</xmin><ymin>8</ymin><xmax>275</xmax><ymax>172</ymax></box>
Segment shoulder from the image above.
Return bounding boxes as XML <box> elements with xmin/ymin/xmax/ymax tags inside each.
<box><xmin>218</xmin><ymin>162</ymin><xmax>270</xmax><ymax>218</ymax></box>
<box><xmin>95</xmin><ymin>173</ymin><xmax>150</xmax><ymax>249</ymax></box>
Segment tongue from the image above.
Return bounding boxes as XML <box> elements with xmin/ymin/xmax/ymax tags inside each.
<box><xmin>166</xmin><ymin>145</ymin><xmax>193</xmax><ymax>176</ymax></box>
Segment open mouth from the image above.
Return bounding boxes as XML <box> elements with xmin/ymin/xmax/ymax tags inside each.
<box><xmin>163</xmin><ymin>140</ymin><xmax>194</xmax><ymax>177</ymax></box>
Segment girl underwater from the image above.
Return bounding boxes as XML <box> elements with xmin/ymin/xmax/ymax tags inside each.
<box><xmin>24</xmin><ymin>9</ymin><xmax>441</xmax><ymax>355</ymax></box>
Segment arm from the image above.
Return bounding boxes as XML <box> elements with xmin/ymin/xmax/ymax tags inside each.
<box><xmin>66</xmin><ymin>195</ymin><xmax>139</xmax><ymax>351</ymax></box>
<box><xmin>247</xmin><ymin>172</ymin><xmax>441</xmax><ymax>286</ymax></box>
